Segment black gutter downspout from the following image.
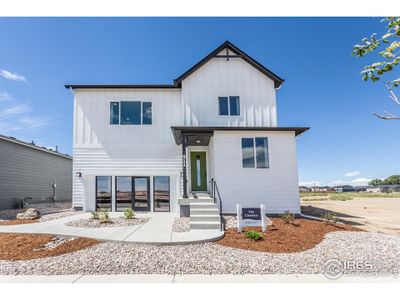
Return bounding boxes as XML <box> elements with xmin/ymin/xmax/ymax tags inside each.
<box><xmin>181</xmin><ymin>135</ymin><xmax>188</xmax><ymax>198</ymax></box>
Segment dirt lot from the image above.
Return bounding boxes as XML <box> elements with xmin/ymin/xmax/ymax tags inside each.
<box><xmin>301</xmin><ymin>197</ymin><xmax>400</xmax><ymax>236</ymax></box>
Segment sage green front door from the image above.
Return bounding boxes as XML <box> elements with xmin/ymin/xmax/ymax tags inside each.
<box><xmin>190</xmin><ymin>152</ymin><xmax>207</xmax><ymax>191</ymax></box>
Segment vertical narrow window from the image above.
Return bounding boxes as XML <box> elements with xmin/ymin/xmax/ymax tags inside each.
<box><xmin>255</xmin><ymin>137</ymin><xmax>269</xmax><ymax>168</ymax></box>
<box><xmin>196</xmin><ymin>155</ymin><xmax>201</xmax><ymax>187</ymax></box>
<box><xmin>110</xmin><ymin>102</ymin><xmax>119</xmax><ymax>124</ymax></box>
<box><xmin>241</xmin><ymin>138</ymin><xmax>255</xmax><ymax>168</ymax></box>
<box><xmin>142</xmin><ymin>102</ymin><xmax>152</xmax><ymax>125</ymax></box>
<box><xmin>121</xmin><ymin>101</ymin><xmax>141</xmax><ymax>125</ymax></box>
<box><xmin>154</xmin><ymin>176</ymin><xmax>170</xmax><ymax>212</ymax></box>
<box><xmin>96</xmin><ymin>176</ymin><xmax>112</xmax><ymax>210</ymax></box>
<box><xmin>116</xmin><ymin>176</ymin><xmax>132</xmax><ymax>211</ymax></box>
<box><xmin>229</xmin><ymin>96</ymin><xmax>240</xmax><ymax>116</ymax></box>
<box><xmin>218</xmin><ymin>97</ymin><xmax>229</xmax><ymax>115</ymax></box>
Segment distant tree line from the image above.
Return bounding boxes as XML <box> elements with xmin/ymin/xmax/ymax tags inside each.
<box><xmin>369</xmin><ymin>175</ymin><xmax>400</xmax><ymax>186</ymax></box>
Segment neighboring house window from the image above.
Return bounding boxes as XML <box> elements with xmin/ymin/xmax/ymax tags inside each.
<box><xmin>110</xmin><ymin>101</ymin><xmax>152</xmax><ymax>125</ymax></box>
<box><xmin>110</xmin><ymin>102</ymin><xmax>119</xmax><ymax>124</ymax></box>
<box><xmin>218</xmin><ymin>96</ymin><xmax>240</xmax><ymax>116</ymax></box>
<box><xmin>241</xmin><ymin>137</ymin><xmax>269</xmax><ymax>168</ymax></box>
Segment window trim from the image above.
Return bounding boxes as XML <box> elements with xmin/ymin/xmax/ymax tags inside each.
<box><xmin>241</xmin><ymin>137</ymin><xmax>270</xmax><ymax>169</ymax></box>
<box><xmin>218</xmin><ymin>96</ymin><xmax>240</xmax><ymax>117</ymax></box>
<box><xmin>110</xmin><ymin>100</ymin><xmax>152</xmax><ymax>125</ymax></box>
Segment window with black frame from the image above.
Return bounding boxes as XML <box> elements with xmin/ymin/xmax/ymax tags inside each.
<box><xmin>153</xmin><ymin>176</ymin><xmax>170</xmax><ymax>212</ymax></box>
<box><xmin>110</xmin><ymin>101</ymin><xmax>152</xmax><ymax>125</ymax></box>
<box><xmin>241</xmin><ymin>137</ymin><xmax>269</xmax><ymax>169</ymax></box>
<box><xmin>96</xmin><ymin>176</ymin><xmax>112</xmax><ymax>210</ymax></box>
<box><xmin>116</xmin><ymin>176</ymin><xmax>132</xmax><ymax>211</ymax></box>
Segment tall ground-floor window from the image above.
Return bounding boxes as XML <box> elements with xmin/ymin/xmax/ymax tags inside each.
<box><xmin>96</xmin><ymin>176</ymin><xmax>112</xmax><ymax>210</ymax></box>
<box><xmin>153</xmin><ymin>176</ymin><xmax>170</xmax><ymax>212</ymax></box>
<box><xmin>116</xmin><ymin>176</ymin><xmax>132</xmax><ymax>211</ymax></box>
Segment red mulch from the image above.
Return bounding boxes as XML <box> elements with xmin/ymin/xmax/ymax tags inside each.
<box><xmin>217</xmin><ymin>218</ymin><xmax>363</xmax><ymax>253</ymax></box>
<box><xmin>0</xmin><ymin>233</ymin><xmax>100</xmax><ymax>261</ymax></box>
<box><xmin>0</xmin><ymin>219</ymin><xmax>38</xmax><ymax>225</ymax></box>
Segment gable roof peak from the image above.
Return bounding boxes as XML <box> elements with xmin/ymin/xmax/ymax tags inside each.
<box><xmin>173</xmin><ymin>41</ymin><xmax>284</xmax><ymax>88</ymax></box>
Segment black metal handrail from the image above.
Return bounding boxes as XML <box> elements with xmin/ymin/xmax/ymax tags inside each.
<box><xmin>210</xmin><ymin>178</ymin><xmax>224</xmax><ymax>231</ymax></box>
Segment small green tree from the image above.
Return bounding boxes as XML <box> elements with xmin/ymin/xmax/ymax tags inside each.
<box><xmin>383</xmin><ymin>175</ymin><xmax>400</xmax><ymax>185</ymax></box>
<box><xmin>369</xmin><ymin>178</ymin><xmax>383</xmax><ymax>186</ymax></box>
<box><xmin>353</xmin><ymin>17</ymin><xmax>400</xmax><ymax>120</ymax></box>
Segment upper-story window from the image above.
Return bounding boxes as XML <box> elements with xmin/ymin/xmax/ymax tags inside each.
<box><xmin>218</xmin><ymin>96</ymin><xmax>240</xmax><ymax>116</ymax></box>
<box><xmin>241</xmin><ymin>137</ymin><xmax>269</xmax><ymax>168</ymax></box>
<box><xmin>109</xmin><ymin>101</ymin><xmax>152</xmax><ymax>125</ymax></box>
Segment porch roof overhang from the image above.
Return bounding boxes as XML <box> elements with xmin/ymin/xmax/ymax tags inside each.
<box><xmin>171</xmin><ymin>126</ymin><xmax>310</xmax><ymax>145</ymax></box>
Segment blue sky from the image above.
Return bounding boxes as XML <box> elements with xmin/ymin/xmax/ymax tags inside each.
<box><xmin>0</xmin><ymin>17</ymin><xmax>398</xmax><ymax>186</ymax></box>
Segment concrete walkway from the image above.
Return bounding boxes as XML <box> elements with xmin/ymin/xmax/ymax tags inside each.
<box><xmin>0</xmin><ymin>274</ymin><xmax>398</xmax><ymax>283</ymax></box>
<box><xmin>0</xmin><ymin>212</ymin><xmax>224</xmax><ymax>244</ymax></box>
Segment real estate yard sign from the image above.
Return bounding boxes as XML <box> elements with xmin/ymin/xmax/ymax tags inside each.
<box><xmin>236</xmin><ymin>204</ymin><xmax>266</xmax><ymax>232</ymax></box>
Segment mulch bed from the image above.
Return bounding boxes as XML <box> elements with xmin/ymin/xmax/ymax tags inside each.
<box><xmin>0</xmin><ymin>233</ymin><xmax>100</xmax><ymax>261</ymax></box>
<box><xmin>217</xmin><ymin>218</ymin><xmax>364</xmax><ymax>253</ymax></box>
<box><xmin>0</xmin><ymin>219</ymin><xmax>38</xmax><ymax>225</ymax></box>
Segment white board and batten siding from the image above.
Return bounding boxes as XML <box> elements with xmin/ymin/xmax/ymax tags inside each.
<box><xmin>72</xmin><ymin>89</ymin><xmax>183</xmax><ymax>211</ymax></box>
<box><xmin>211</xmin><ymin>131</ymin><xmax>300</xmax><ymax>214</ymax></box>
<box><xmin>181</xmin><ymin>56</ymin><xmax>278</xmax><ymax>127</ymax></box>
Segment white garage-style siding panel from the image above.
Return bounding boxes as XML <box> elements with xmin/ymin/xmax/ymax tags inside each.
<box><xmin>72</xmin><ymin>89</ymin><xmax>183</xmax><ymax>211</ymax></box>
<box><xmin>181</xmin><ymin>55</ymin><xmax>277</xmax><ymax>127</ymax></box>
<box><xmin>212</xmin><ymin>131</ymin><xmax>300</xmax><ymax>214</ymax></box>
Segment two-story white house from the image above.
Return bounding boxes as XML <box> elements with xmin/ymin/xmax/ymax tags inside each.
<box><xmin>66</xmin><ymin>41</ymin><xmax>308</xmax><ymax>229</ymax></box>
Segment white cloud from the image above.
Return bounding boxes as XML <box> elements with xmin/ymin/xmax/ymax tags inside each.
<box><xmin>299</xmin><ymin>180</ymin><xmax>321</xmax><ymax>187</ymax></box>
<box><xmin>18</xmin><ymin>115</ymin><xmax>49</xmax><ymax>130</ymax></box>
<box><xmin>331</xmin><ymin>180</ymin><xmax>344</xmax><ymax>186</ymax></box>
<box><xmin>0</xmin><ymin>69</ymin><xmax>27</xmax><ymax>82</ymax></box>
<box><xmin>0</xmin><ymin>92</ymin><xmax>12</xmax><ymax>101</ymax></box>
<box><xmin>0</xmin><ymin>99</ymin><xmax>49</xmax><ymax>134</ymax></box>
<box><xmin>345</xmin><ymin>171</ymin><xmax>360</xmax><ymax>177</ymax></box>
<box><xmin>0</xmin><ymin>104</ymin><xmax>32</xmax><ymax>118</ymax></box>
<box><xmin>350</xmin><ymin>177</ymin><xmax>372</xmax><ymax>186</ymax></box>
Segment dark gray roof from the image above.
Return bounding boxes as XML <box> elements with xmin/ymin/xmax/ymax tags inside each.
<box><xmin>65</xmin><ymin>41</ymin><xmax>284</xmax><ymax>90</ymax></box>
<box><xmin>171</xmin><ymin>126</ymin><xmax>309</xmax><ymax>145</ymax></box>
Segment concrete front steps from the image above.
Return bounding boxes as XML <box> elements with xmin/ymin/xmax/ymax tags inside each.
<box><xmin>189</xmin><ymin>193</ymin><xmax>221</xmax><ymax>230</ymax></box>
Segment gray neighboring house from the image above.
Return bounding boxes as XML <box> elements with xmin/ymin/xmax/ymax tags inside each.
<box><xmin>0</xmin><ymin>134</ymin><xmax>72</xmax><ymax>210</ymax></box>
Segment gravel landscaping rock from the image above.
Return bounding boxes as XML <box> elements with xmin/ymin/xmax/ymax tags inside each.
<box><xmin>0</xmin><ymin>231</ymin><xmax>398</xmax><ymax>276</ymax></box>
<box><xmin>172</xmin><ymin>217</ymin><xmax>190</xmax><ymax>232</ymax></box>
<box><xmin>0</xmin><ymin>203</ymin><xmax>76</xmax><ymax>222</ymax></box>
<box><xmin>33</xmin><ymin>237</ymin><xmax>72</xmax><ymax>251</ymax></box>
<box><xmin>38</xmin><ymin>211</ymin><xmax>81</xmax><ymax>222</ymax></box>
<box><xmin>66</xmin><ymin>217</ymin><xmax>149</xmax><ymax>228</ymax></box>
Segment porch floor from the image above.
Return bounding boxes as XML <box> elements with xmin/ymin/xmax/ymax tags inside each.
<box><xmin>0</xmin><ymin>212</ymin><xmax>224</xmax><ymax>245</ymax></box>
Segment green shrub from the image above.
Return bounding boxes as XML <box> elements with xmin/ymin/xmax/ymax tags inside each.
<box><xmin>244</xmin><ymin>230</ymin><xmax>265</xmax><ymax>241</ymax></box>
<box><xmin>321</xmin><ymin>212</ymin><xmax>339</xmax><ymax>225</ymax></box>
<box><xmin>97</xmin><ymin>208</ymin><xmax>110</xmax><ymax>223</ymax></box>
<box><xmin>123</xmin><ymin>208</ymin><xmax>135</xmax><ymax>219</ymax></box>
<box><xmin>280</xmin><ymin>210</ymin><xmax>295</xmax><ymax>224</ymax></box>
<box><xmin>91</xmin><ymin>211</ymin><xmax>99</xmax><ymax>219</ymax></box>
